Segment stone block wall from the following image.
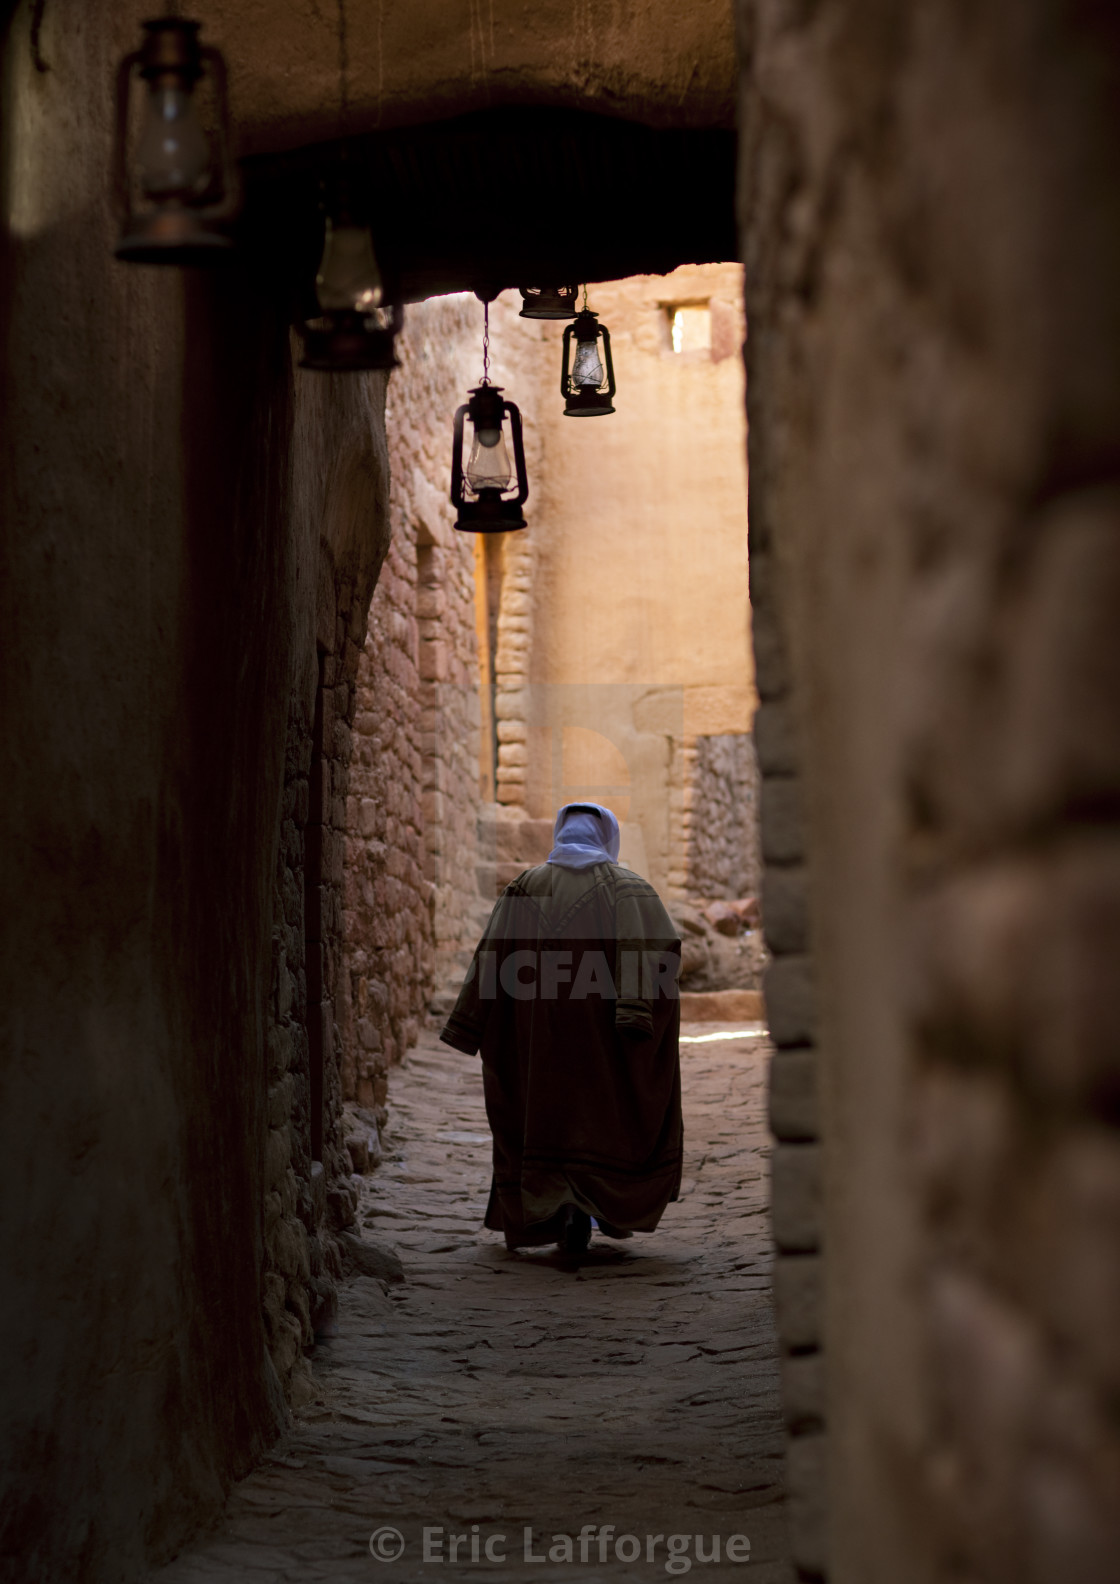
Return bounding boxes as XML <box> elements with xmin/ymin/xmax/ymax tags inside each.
<box><xmin>419</xmin><ymin>553</ymin><xmax>486</xmax><ymax>982</ymax></box>
<box><xmin>262</xmin><ymin>356</ymin><xmax>394</xmax><ymax>1406</ymax></box>
<box><xmin>478</xmin><ymin>300</ymin><xmax>546</xmax><ymax>818</ymax></box>
<box><xmin>750</xmin><ymin>555</ymin><xmax>825</xmax><ymax>1581</ymax></box>
<box><xmin>400</xmin><ymin>301</ymin><xmax>491</xmax><ymax>974</ymax></box>
<box><xmin>493</xmin><ymin>529</ymin><xmax>537</xmax><ymax>809</ymax></box>
<box><xmin>737</xmin><ymin>1</ymin><xmax>1120</xmax><ymax>1580</ymax></box>
<box><xmin>681</xmin><ymin>731</ymin><xmax>761</xmax><ymax>899</ymax></box>
<box><xmin>899</xmin><ymin>488</ymin><xmax>1120</xmax><ymax>1584</ymax></box>
<box><xmin>340</xmin><ymin>295</ymin><xmax>497</xmax><ymax>1081</ymax></box>
<box><xmin>339</xmin><ymin>483</ymin><xmax>430</xmax><ymax>1097</ymax></box>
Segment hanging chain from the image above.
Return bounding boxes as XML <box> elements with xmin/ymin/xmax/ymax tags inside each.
<box><xmin>482</xmin><ymin>300</ymin><xmax>490</xmax><ymax>384</ymax></box>
<box><xmin>581</xmin><ymin>282</ymin><xmax>589</xmax><ymax>311</ymax></box>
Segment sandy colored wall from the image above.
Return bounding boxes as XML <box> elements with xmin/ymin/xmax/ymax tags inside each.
<box><xmin>341</xmin><ymin>294</ymin><xmax>488</xmax><ymax>1095</ymax></box>
<box><xmin>524</xmin><ymin>265</ymin><xmax>753</xmax><ymax>895</ymax></box>
<box><xmin>738</xmin><ymin>1</ymin><xmax>1120</xmax><ymax>1579</ymax></box>
<box><xmin>339</xmin><ymin>270</ymin><xmax>757</xmax><ymax>1053</ymax></box>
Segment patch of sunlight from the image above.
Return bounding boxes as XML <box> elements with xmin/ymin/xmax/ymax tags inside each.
<box><xmin>679</xmin><ymin>1027</ymin><xmax>767</xmax><ymax>1044</ymax></box>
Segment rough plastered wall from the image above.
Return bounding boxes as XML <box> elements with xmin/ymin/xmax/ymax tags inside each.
<box><xmin>340</xmin><ymin>294</ymin><xmax>485</xmax><ymax>1091</ymax></box>
<box><xmin>206</xmin><ymin>0</ymin><xmax>736</xmax><ymax>156</ymax></box>
<box><xmin>390</xmin><ymin>280</ymin><xmax>758</xmax><ymax>912</ymax></box>
<box><xmin>524</xmin><ymin>266</ymin><xmax>754</xmax><ymax>896</ymax></box>
<box><xmin>2</xmin><ymin>10</ymin><xmax>283</xmax><ymax>1573</ymax></box>
<box><xmin>738</xmin><ymin>2</ymin><xmax>1120</xmax><ymax>1581</ymax></box>
<box><xmin>0</xmin><ymin>2</ymin><xmax>391</xmax><ymax>1572</ymax></box>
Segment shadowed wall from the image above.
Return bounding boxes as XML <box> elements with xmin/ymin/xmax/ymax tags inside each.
<box><xmin>738</xmin><ymin>1</ymin><xmax>1120</xmax><ymax>1578</ymax></box>
<box><xmin>0</xmin><ymin>2</ymin><xmax>737</xmax><ymax>1577</ymax></box>
<box><xmin>0</xmin><ymin>5</ymin><xmax>392</xmax><ymax>1572</ymax></box>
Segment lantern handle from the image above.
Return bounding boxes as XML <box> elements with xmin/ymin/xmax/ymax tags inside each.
<box><xmin>111</xmin><ymin>50</ymin><xmax>143</xmax><ymax>220</ymax></box>
<box><xmin>504</xmin><ymin>399</ymin><xmax>530</xmax><ymax>507</ymax></box>
<box><xmin>599</xmin><ymin>322</ymin><xmax>616</xmax><ymax>400</ymax></box>
<box><xmin>449</xmin><ymin>404</ymin><xmax>469</xmax><ymax>508</ymax></box>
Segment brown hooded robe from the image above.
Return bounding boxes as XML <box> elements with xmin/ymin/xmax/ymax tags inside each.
<box><xmin>440</xmin><ymin>860</ymin><xmax>683</xmax><ymax>1245</ymax></box>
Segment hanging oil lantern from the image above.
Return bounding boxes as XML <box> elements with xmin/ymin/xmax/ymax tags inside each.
<box><xmin>299</xmin><ymin>179</ymin><xmax>402</xmax><ymax>372</ymax></box>
<box><xmin>561</xmin><ymin>307</ymin><xmax>616</xmax><ymax>416</ymax></box>
<box><xmin>450</xmin><ymin>383</ymin><xmax>529</xmax><ymax>532</ymax></box>
<box><xmin>450</xmin><ymin>302</ymin><xmax>528</xmax><ymax>532</ymax></box>
<box><xmin>113</xmin><ymin>17</ymin><xmax>240</xmax><ymax>264</ymax></box>
<box><xmin>518</xmin><ymin>286</ymin><xmax>579</xmax><ymax>321</ymax></box>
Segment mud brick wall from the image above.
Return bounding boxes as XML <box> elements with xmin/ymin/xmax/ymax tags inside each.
<box><xmin>683</xmin><ymin>732</ymin><xmax>761</xmax><ymax>900</ymax></box>
<box><xmin>340</xmin><ymin>490</ymin><xmax>431</xmax><ymax>1097</ymax></box>
<box><xmin>493</xmin><ymin>528</ymin><xmax>537</xmax><ymax>810</ymax></box>
<box><xmin>262</xmin><ymin>358</ymin><xmax>394</xmax><ymax>1406</ymax></box>
<box><xmin>341</xmin><ymin>295</ymin><xmax>492</xmax><ymax>1084</ymax></box>
<box><xmin>480</xmin><ymin>302</ymin><xmax>546</xmax><ymax>816</ymax></box>
<box><xmin>418</xmin><ymin>540</ymin><xmax>488</xmax><ymax>986</ymax></box>
<box><xmin>737</xmin><ymin>1</ymin><xmax>1120</xmax><ymax>1579</ymax></box>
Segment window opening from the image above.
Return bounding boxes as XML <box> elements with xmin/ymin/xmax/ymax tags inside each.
<box><xmin>668</xmin><ymin>302</ymin><xmax>711</xmax><ymax>354</ymax></box>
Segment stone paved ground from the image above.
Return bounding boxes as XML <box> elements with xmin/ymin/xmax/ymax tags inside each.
<box><xmin>153</xmin><ymin>1024</ymin><xmax>791</xmax><ymax>1583</ymax></box>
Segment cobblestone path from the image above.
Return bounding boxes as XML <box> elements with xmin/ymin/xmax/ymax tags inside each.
<box><xmin>154</xmin><ymin>1024</ymin><xmax>791</xmax><ymax>1583</ymax></box>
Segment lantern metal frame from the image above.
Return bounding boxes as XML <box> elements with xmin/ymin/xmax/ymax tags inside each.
<box><xmin>518</xmin><ymin>285</ymin><xmax>579</xmax><ymax>321</ymax></box>
<box><xmin>561</xmin><ymin>309</ymin><xmax>616</xmax><ymax>416</ymax></box>
<box><xmin>299</xmin><ymin>303</ymin><xmax>403</xmax><ymax>371</ymax></box>
<box><xmin>299</xmin><ymin>295</ymin><xmax>403</xmax><ymax>372</ymax></box>
<box><xmin>113</xmin><ymin>17</ymin><xmax>240</xmax><ymax>265</ymax></box>
<box><xmin>298</xmin><ymin>170</ymin><xmax>402</xmax><ymax>372</ymax></box>
<box><xmin>450</xmin><ymin>384</ymin><xmax>529</xmax><ymax>533</ymax></box>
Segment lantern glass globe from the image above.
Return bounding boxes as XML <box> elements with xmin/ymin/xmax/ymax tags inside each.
<box><xmin>136</xmin><ymin>83</ymin><xmax>209</xmax><ymax>200</ymax></box>
<box><xmin>572</xmin><ymin>338</ymin><xmax>605</xmax><ymax>388</ymax></box>
<box><xmin>316</xmin><ymin>222</ymin><xmax>383</xmax><ymax>314</ymax></box>
<box><xmin>467</xmin><ymin>428</ymin><xmax>512</xmax><ymax>492</ymax></box>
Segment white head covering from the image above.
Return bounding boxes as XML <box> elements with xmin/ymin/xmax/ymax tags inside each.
<box><xmin>546</xmin><ymin>802</ymin><xmax>622</xmax><ymax>870</ymax></box>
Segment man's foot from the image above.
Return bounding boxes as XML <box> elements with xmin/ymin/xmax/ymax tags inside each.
<box><xmin>559</xmin><ymin>1205</ymin><xmax>592</xmax><ymax>1256</ymax></box>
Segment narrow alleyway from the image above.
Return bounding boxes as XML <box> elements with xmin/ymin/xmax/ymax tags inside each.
<box><xmin>154</xmin><ymin>1024</ymin><xmax>790</xmax><ymax>1583</ymax></box>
